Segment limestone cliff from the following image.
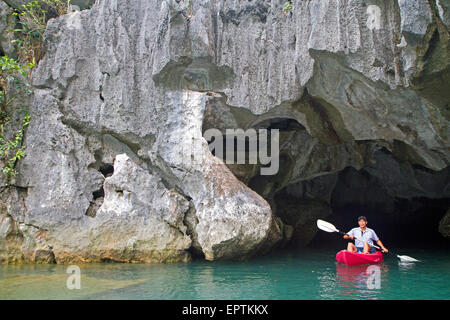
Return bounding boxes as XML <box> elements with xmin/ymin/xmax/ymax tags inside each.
<box><xmin>0</xmin><ymin>0</ymin><xmax>449</xmax><ymax>263</ymax></box>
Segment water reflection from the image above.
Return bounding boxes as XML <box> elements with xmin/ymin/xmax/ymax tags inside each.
<box><xmin>334</xmin><ymin>263</ymin><xmax>389</xmax><ymax>299</ymax></box>
<box><xmin>397</xmin><ymin>261</ymin><xmax>416</xmax><ymax>271</ymax></box>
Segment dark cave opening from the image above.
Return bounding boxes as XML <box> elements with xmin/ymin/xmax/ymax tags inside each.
<box><xmin>252</xmin><ymin>118</ymin><xmax>306</xmax><ymax>131</ymax></box>
<box><xmin>99</xmin><ymin>164</ymin><xmax>114</xmax><ymax>178</ymax></box>
<box><xmin>92</xmin><ymin>188</ymin><xmax>105</xmax><ymax>200</ymax></box>
<box><xmin>308</xmin><ymin>199</ymin><xmax>450</xmax><ymax>250</ymax></box>
<box><xmin>85</xmin><ymin>162</ymin><xmax>113</xmax><ymax>218</ymax></box>
<box><xmin>260</xmin><ymin>152</ymin><xmax>449</xmax><ymax>251</ymax></box>
<box><xmin>304</xmin><ymin>165</ymin><xmax>450</xmax><ymax>250</ymax></box>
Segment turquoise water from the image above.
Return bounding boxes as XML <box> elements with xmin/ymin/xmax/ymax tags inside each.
<box><xmin>1</xmin><ymin>249</ymin><xmax>449</xmax><ymax>300</ymax></box>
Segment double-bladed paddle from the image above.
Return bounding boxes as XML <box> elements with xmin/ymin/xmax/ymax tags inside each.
<box><xmin>316</xmin><ymin>219</ymin><xmax>420</xmax><ymax>262</ymax></box>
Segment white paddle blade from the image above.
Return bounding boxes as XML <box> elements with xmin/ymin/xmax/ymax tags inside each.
<box><xmin>317</xmin><ymin>219</ymin><xmax>339</xmax><ymax>233</ymax></box>
<box><xmin>397</xmin><ymin>255</ymin><xmax>420</xmax><ymax>262</ymax></box>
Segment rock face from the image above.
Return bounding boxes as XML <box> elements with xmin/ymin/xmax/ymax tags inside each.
<box><xmin>3</xmin><ymin>0</ymin><xmax>94</xmax><ymax>11</ymax></box>
<box><xmin>0</xmin><ymin>0</ymin><xmax>449</xmax><ymax>263</ymax></box>
<box><xmin>0</xmin><ymin>1</ymin><xmax>14</xmax><ymax>56</ymax></box>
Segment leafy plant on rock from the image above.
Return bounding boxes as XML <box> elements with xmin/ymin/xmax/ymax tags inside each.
<box><xmin>0</xmin><ymin>55</ymin><xmax>34</xmax><ymax>184</ymax></box>
<box><xmin>0</xmin><ymin>1</ymin><xmax>72</xmax><ymax>184</ymax></box>
<box><xmin>283</xmin><ymin>1</ymin><xmax>293</xmax><ymax>13</ymax></box>
<box><xmin>11</xmin><ymin>0</ymin><xmax>72</xmax><ymax>65</ymax></box>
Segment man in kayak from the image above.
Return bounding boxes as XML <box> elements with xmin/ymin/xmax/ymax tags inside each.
<box><xmin>344</xmin><ymin>216</ymin><xmax>388</xmax><ymax>254</ymax></box>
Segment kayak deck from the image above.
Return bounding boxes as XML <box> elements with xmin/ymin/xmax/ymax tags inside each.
<box><xmin>336</xmin><ymin>250</ymin><xmax>383</xmax><ymax>266</ymax></box>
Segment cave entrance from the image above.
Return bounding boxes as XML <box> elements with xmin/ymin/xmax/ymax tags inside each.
<box><xmin>308</xmin><ymin>198</ymin><xmax>450</xmax><ymax>250</ymax></box>
<box><xmin>242</xmin><ymin>132</ymin><xmax>449</xmax><ymax>251</ymax></box>
<box><xmin>202</xmin><ymin>97</ymin><xmax>450</xmax><ymax>252</ymax></box>
<box><xmin>307</xmin><ymin>167</ymin><xmax>450</xmax><ymax>250</ymax></box>
<box><xmin>274</xmin><ymin>164</ymin><xmax>450</xmax><ymax>251</ymax></box>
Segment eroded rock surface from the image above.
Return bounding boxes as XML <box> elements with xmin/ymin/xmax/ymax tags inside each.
<box><xmin>0</xmin><ymin>0</ymin><xmax>449</xmax><ymax>262</ymax></box>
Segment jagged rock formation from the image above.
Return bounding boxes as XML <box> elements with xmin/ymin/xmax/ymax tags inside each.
<box><xmin>0</xmin><ymin>0</ymin><xmax>449</xmax><ymax>263</ymax></box>
<box><xmin>0</xmin><ymin>1</ymin><xmax>15</xmax><ymax>56</ymax></box>
<box><xmin>3</xmin><ymin>0</ymin><xmax>94</xmax><ymax>11</ymax></box>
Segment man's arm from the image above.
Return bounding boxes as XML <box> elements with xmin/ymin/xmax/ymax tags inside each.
<box><xmin>376</xmin><ymin>240</ymin><xmax>388</xmax><ymax>252</ymax></box>
<box><xmin>343</xmin><ymin>229</ymin><xmax>354</xmax><ymax>240</ymax></box>
<box><xmin>372</xmin><ymin>230</ymin><xmax>388</xmax><ymax>252</ymax></box>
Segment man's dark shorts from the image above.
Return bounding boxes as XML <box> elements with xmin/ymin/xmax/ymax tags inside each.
<box><xmin>356</xmin><ymin>246</ymin><xmax>376</xmax><ymax>253</ymax></box>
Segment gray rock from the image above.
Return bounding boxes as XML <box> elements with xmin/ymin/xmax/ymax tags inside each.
<box><xmin>0</xmin><ymin>1</ymin><xmax>16</xmax><ymax>56</ymax></box>
<box><xmin>275</xmin><ymin>197</ymin><xmax>331</xmax><ymax>247</ymax></box>
<box><xmin>11</xmin><ymin>2</ymin><xmax>281</xmax><ymax>261</ymax></box>
<box><xmin>436</xmin><ymin>0</ymin><xmax>450</xmax><ymax>28</ymax></box>
<box><xmin>398</xmin><ymin>0</ymin><xmax>433</xmax><ymax>39</ymax></box>
<box><xmin>0</xmin><ymin>0</ymin><xmax>448</xmax><ymax>262</ymax></box>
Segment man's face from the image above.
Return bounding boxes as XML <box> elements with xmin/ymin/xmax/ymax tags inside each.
<box><xmin>358</xmin><ymin>219</ymin><xmax>367</xmax><ymax>228</ymax></box>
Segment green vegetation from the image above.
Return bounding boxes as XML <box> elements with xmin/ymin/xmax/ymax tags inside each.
<box><xmin>0</xmin><ymin>111</ymin><xmax>30</xmax><ymax>183</ymax></box>
<box><xmin>0</xmin><ymin>56</ymin><xmax>34</xmax><ymax>115</ymax></box>
<box><xmin>12</xmin><ymin>0</ymin><xmax>71</xmax><ymax>64</ymax></box>
<box><xmin>283</xmin><ymin>1</ymin><xmax>293</xmax><ymax>13</ymax></box>
<box><xmin>0</xmin><ymin>1</ymin><xmax>71</xmax><ymax>184</ymax></box>
<box><xmin>0</xmin><ymin>55</ymin><xmax>34</xmax><ymax>184</ymax></box>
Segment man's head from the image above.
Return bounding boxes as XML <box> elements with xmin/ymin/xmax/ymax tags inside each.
<box><xmin>358</xmin><ymin>216</ymin><xmax>368</xmax><ymax>228</ymax></box>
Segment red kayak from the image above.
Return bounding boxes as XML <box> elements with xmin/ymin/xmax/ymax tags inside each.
<box><xmin>336</xmin><ymin>250</ymin><xmax>383</xmax><ymax>266</ymax></box>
